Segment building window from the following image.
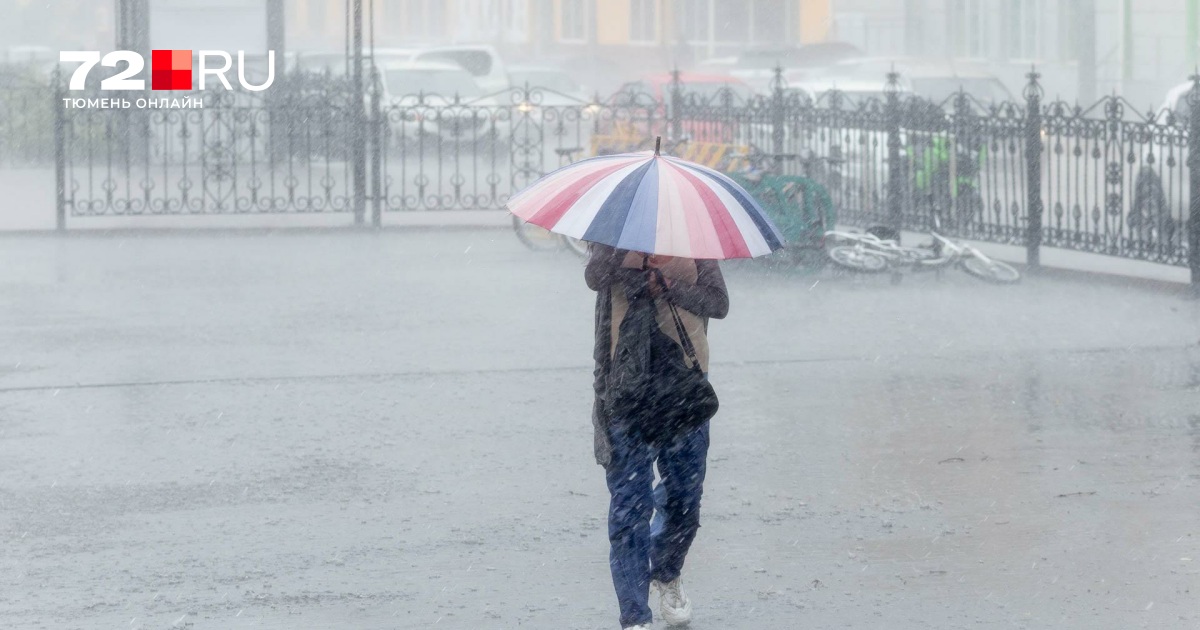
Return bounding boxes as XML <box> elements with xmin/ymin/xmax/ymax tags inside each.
<box><xmin>560</xmin><ymin>0</ymin><xmax>587</xmax><ymax>42</ymax></box>
<box><xmin>1007</xmin><ymin>0</ymin><xmax>1041</xmax><ymax>59</ymax></box>
<box><xmin>448</xmin><ymin>0</ymin><xmax>528</xmax><ymax>42</ymax></box>
<box><xmin>630</xmin><ymin>0</ymin><xmax>657</xmax><ymax>43</ymax></box>
<box><xmin>393</xmin><ymin>0</ymin><xmax>444</xmax><ymax>42</ymax></box>
<box><xmin>951</xmin><ymin>0</ymin><xmax>988</xmax><ymax>59</ymax></box>
<box><xmin>677</xmin><ymin>0</ymin><xmax>709</xmax><ymax>43</ymax></box>
<box><xmin>307</xmin><ymin>0</ymin><xmax>326</xmax><ymax>33</ymax></box>
<box><xmin>504</xmin><ymin>0</ymin><xmax>529</xmax><ymax>43</ymax></box>
<box><xmin>1057</xmin><ymin>0</ymin><xmax>1077</xmax><ymax>62</ymax></box>
<box><xmin>674</xmin><ymin>0</ymin><xmax>783</xmax><ymax>50</ymax></box>
<box><xmin>713</xmin><ymin>1</ymin><xmax>749</xmax><ymax>43</ymax></box>
<box><xmin>752</xmin><ymin>0</ymin><xmax>786</xmax><ymax>44</ymax></box>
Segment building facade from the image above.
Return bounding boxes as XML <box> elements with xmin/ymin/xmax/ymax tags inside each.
<box><xmin>284</xmin><ymin>0</ymin><xmax>835</xmax><ymax>89</ymax></box>
<box><xmin>0</xmin><ymin>0</ymin><xmax>115</xmax><ymax>61</ymax></box>
<box><xmin>285</xmin><ymin>0</ymin><xmax>833</xmax><ymax>53</ymax></box>
<box><xmin>827</xmin><ymin>0</ymin><xmax>1198</xmax><ymax>108</ymax></box>
<box><xmin>2</xmin><ymin>1</ymin><xmax>837</xmax><ymax>90</ymax></box>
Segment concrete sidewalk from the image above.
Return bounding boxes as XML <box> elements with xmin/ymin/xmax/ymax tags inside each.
<box><xmin>891</xmin><ymin>228</ymin><xmax>1192</xmax><ymax>287</ymax></box>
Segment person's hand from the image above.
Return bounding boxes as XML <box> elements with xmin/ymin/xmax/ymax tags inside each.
<box><xmin>648</xmin><ymin>270</ymin><xmax>672</xmax><ymax>297</ymax></box>
<box><xmin>620</xmin><ymin>251</ymin><xmax>646</xmax><ymax>269</ymax></box>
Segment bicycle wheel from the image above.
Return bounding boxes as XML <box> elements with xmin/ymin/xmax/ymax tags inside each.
<box><xmin>960</xmin><ymin>255</ymin><xmax>1020</xmax><ymax>284</ymax></box>
<box><xmin>827</xmin><ymin>245</ymin><xmax>889</xmax><ymax>273</ymax></box>
<box><xmin>512</xmin><ymin>216</ymin><xmax>561</xmax><ymax>252</ymax></box>
<box><xmin>561</xmin><ymin>235</ymin><xmax>589</xmax><ymax>258</ymax></box>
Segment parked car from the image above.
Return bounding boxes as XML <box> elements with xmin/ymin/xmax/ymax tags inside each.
<box><xmin>910</xmin><ymin>73</ymin><xmax>1012</xmax><ymax>107</ymax></box>
<box><xmin>784</xmin><ymin>75</ymin><xmax>909</xmax><ymax>108</ymax></box>
<box><xmin>507</xmin><ymin>65</ymin><xmax>590</xmax><ymax>105</ymax></box>
<box><xmin>296</xmin><ymin>48</ymin><xmax>412</xmax><ymax>77</ymax></box>
<box><xmin>297</xmin><ymin>44</ymin><xmax>509</xmax><ymax>94</ymax></box>
<box><xmin>1125</xmin><ymin>80</ymin><xmax>1196</xmax><ymax>243</ymax></box>
<box><xmin>731</xmin><ymin>42</ymin><xmax>864</xmax><ymax>93</ymax></box>
<box><xmin>775</xmin><ymin>77</ymin><xmax>919</xmax><ymax>218</ymax></box>
<box><xmin>414</xmin><ymin>45</ymin><xmax>509</xmax><ymax>94</ymax></box>
<box><xmin>695</xmin><ymin>57</ymin><xmax>737</xmax><ymax>74</ymax></box>
<box><xmin>805</xmin><ymin>58</ymin><xmax>1013</xmax><ymax>108</ymax></box>
<box><xmin>616</xmin><ymin>72</ymin><xmax>755</xmax><ymax>108</ymax></box>
<box><xmin>1158</xmin><ymin>80</ymin><xmax>1195</xmax><ymax>124</ymax></box>
<box><xmin>609</xmin><ymin>73</ymin><xmax>756</xmax><ymax>144</ymax></box>
<box><xmin>379</xmin><ymin>61</ymin><xmax>509</xmax><ymax>147</ymax></box>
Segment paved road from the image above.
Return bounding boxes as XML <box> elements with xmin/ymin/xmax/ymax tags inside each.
<box><xmin>1</xmin><ymin>230</ymin><xmax>1198</xmax><ymax>629</ymax></box>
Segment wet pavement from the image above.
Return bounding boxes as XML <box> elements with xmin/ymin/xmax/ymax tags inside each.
<box><xmin>1</xmin><ymin>229</ymin><xmax>1198</xmax><ymax>629</ymax></box>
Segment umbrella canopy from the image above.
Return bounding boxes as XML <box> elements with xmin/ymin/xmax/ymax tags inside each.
<box><xmin>506</xmin><ymin>150</ymin><xmax>785</xmax><ymax>259</ymax></box>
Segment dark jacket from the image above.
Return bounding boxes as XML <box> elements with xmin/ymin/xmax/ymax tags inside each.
<box><xmin>585</xmin><ymin>245</ymin><xmax>729</xmax><ymax>467</ymax></box>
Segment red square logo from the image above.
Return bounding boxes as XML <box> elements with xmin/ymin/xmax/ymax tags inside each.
<box><xmin>151</xmin><ymin>49</ymin><xmax>192</xmax><ymax>90</ymax></box>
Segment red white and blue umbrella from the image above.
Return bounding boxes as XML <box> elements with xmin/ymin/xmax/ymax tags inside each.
<box><xmin>506</xmin><ymin>148</ymin><xmax>785</xmax><ymax>260</ymax></box>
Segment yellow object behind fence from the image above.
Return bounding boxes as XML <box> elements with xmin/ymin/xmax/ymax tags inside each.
<box><xmin>590</xmin><ymin>131</ymin><xmax>747</xmax><ymax>173</ymax></box>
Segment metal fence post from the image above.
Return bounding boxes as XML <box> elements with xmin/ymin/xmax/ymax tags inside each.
<box><xmin>1188</xmin><ymin>73</ymin><xmax>1200</xmax><ymax>293</ymax></box>
<box><xmin>770</xmin><ymin>66</ymin><xmax>785</xmax><ymax>174</ymax></box>
<box><xmin>669</xmin><ymin>67</ymin><xmax>683</xmax><ymax>142</ymax></box>
<box><xmin>885</xmin><ymin>70</ymin><xmax>903</xmax><ymax>231</ymax></box>
<box><xmin>52</xmin><ymin>66</ymin><xmax>66</xmax><ymax>232</ymax></box>
<box><xmin>370</xmin><ymin>65</ymin><xmax>383</xmax><ymax>228</ymax></box>
<box><xmin>1024</xmin><ymin>68</ymin><xmax>1044</xmax><ymax>269</ymax></box>
<box><xmin>350</xmin><ymin>0</ymin><xmax>366</xmax><ymax>225</ymax></box>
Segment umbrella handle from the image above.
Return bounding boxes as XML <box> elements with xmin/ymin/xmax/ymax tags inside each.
<box><xmin>654</xmin><ymin>136</ymin><xmax>661</xmax><ymax>156</ymax></box>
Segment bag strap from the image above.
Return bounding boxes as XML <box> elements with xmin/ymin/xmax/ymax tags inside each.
<box><xmin>650</xmin><ymin>268</ymin><xmax>702</xmax><ymax>369</ymax></box>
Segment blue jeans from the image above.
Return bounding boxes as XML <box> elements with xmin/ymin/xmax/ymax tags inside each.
<box><xmin>605</xmin><ymin>420</ymin><xmax>710</xmax><ymax>628</ymax></box>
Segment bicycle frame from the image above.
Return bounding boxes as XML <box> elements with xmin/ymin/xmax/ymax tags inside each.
<box><xmin>825</xmin><ymin>230</ymin><xmax>924</xmax><ymax>262</ymax></box>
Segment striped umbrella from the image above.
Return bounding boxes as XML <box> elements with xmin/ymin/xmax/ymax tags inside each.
<box><xmin>506</xmin><ymin>144</ymin><xmax>785</xmax><ymax>259</ymax></box>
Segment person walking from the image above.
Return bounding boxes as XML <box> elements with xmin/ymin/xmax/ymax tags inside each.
<box><xmin>507</xmin><ymin>143</ymin><xmax>782</xmax><ymax>625</ymax></box>
<box><xmin>586</xmin><ymin>244</ymin><xmax>729</xmax><ymax>629</ymax></box>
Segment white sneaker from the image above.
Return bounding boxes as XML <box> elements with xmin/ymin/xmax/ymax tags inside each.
<box><xmin>652</xmin><ymin>577</ymin><xmax>693</xmax><ymax>626</ymax></box>
<box><xmin>625</xmin><ymin>625</ymin><xmax>652</xmax><ymax>630</ymax></box>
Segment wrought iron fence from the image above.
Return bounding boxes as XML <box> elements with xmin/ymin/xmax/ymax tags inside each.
<box><xmin>369</xmin><ymin>77</ymin><xmax>668</xmax><ymax>216</ymax></box>
<box><xmin>668</xmin><ymin>68</ymin><xmax>1196</xmax><ymax>277</ymax></box>
<box><xmin>55</xmin><ymin>72</ymin><xmax>362</xmax><ymax>217</ymax></box>
<box><xmin>13</xmin><ymin>63</ymin><xmax>1200</xmax><ymax>286</ymax></box>
<box><xmin>1039</xmin><ymin>96</ymin><xmax>1189</xmax><ymax>266</ymax></box>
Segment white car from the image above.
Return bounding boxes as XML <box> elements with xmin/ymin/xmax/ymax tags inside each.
<box><xmin>695</xmin><ymin>57</ymin><xmax>737</xmax><ymax>75</ymax></box>
<box><xmin>379</xmin><ymin>62</ymin><xmax>509</xmax><ymax>146</ymax></box>
<box><xmin>785</xmin><ymin>76</ymin><xmax>911</xmax><ymax>107</ymax></box>
<box><xmin>731</xmin><ymin>43</ymin><xmax>864</xmax><ymax>94</ymax></box>
<box><xmin>296</xmin><ymin>48</ymin><xmax>415</xmax><ymax>77</ymax></box>
<box><xmin>297</xmin><ymin>44</ymin><xmax>510</xmax><ymax>95</ymax></box>
<box><xmin>1157</xmin><ymin>80</ymin><xmax>1196</xmax><ymax>125</ymax></box>
<box><xmin>507</xmin><ymin>65</ymin><xmax>590</xmax><ymax>106</ymax></box>
<box><xmin>412</xmin><ymin>45</ymin><xmax>509</xmax><ymax>95</ymax></box>
<box><xmin>746</xmin><ymin>77</ymin><xmax>915</xmax><ymax>218</ymax></box>
<box><xmin>1121</xmin><ymin>81</ymin><xmax>1193</xmax><ymax>242</ymax></box>
<box><xmin>806</xmin><ymin>58</ymin><xmax>1013</xmax><ymax>108</ymax></box>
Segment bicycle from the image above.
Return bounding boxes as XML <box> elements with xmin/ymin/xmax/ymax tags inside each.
<box><xmin>922</xmin><ymin>231</ymin><xmax>1020</xmax><ymax>283</ymax></box>
<box><xmin>824</xmin><ymin>229</ymin><xmax>930</xmax><ymax>273</ymax></box>
<box><xmin>722</xmin><ymin>145</ymin><xmax>838</xmax><ymax>269</ymax></box>
<box><xmin>511</xmin><ymin>146</ymin><xmax>590</xmax><ymax>257</ymax></box>
<box><xmin>824</xmin><ymin>228</ymin><xmax>1020</xmax><ymax>284</ymax></box>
